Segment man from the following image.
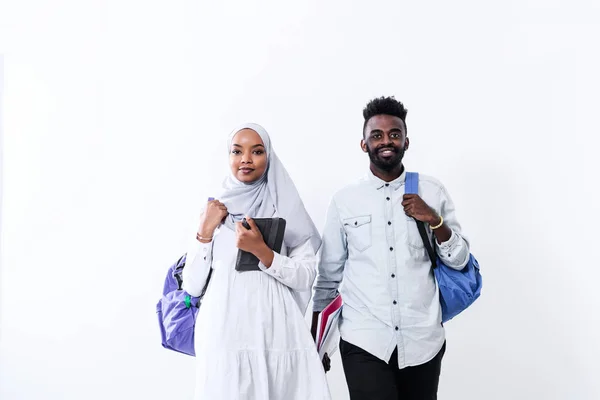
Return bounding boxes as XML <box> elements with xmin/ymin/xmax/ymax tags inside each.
<box><xmin>312</xmin><ymin>96</ymin><xmax>471</xmax><ymax>399</ymax></box>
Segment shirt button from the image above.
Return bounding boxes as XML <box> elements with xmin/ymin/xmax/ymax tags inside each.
<box><xmin>385</xmin><ymin>183</ymin><xmax>389</xmax><ymax>187</ymax></box>
<box><xmin>388</xmin><ymin>221</ymin><xmax>391</xmax><ymax>225</ymax></box>
<box><xmin>386</xmin><ymin>197</ymin><xmax>390</xmax><ymax>201</ymax></box>
<box><xmin>395</xmin><ymin>326</ymin><xmax>399</xmax><ymax>331</ymax></box>
<box><xmin>391</xmin><ymin>274</ymin><xmax>395</xmax><ymax>278</ymax></box>
<box><xmin>390</xmin><ymin>247</ymin><xmax>394</xmax><ymax>251</ymax></box>
<box><xmin>393</xmin><ymin>300</ymin><xmax>397</xmax><ymax>305</ymax></box>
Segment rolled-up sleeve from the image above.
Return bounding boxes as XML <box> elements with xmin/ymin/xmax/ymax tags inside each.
<box><xmin>313</xmin><ymin>197</ymin><xmax>348</xmax><ymax>313</ymax></box>
<box><xmin>436</xmin><ymin>186</ymin><xmax>470</xmax><ymax>270</ymax></box>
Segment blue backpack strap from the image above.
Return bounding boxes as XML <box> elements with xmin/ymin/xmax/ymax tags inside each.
<box><xmin>405</xmin><ymin>172</ymin><xmax>419</xmax><ymax>194</ymax></box>
<box><xmin>405</xmin><ymin>172</ymin><xmax>438</xmax><ymax>268</ymax></box>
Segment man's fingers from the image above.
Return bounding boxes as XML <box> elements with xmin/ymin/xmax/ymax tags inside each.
<box><xmin>402</xmin><ymin>196</ymin><xmax>417</xmax><ymax>206</ymax></box>
<box><xmin>322</xmin><ymin>353</ymin><xmax>331</xmax><ymax>372</ymax></box>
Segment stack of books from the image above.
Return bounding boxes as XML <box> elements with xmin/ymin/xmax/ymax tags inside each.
<box><xmin>315</xmin><ymin>294</ymin><xmax>343</xmax><ymax>358</ymax></box>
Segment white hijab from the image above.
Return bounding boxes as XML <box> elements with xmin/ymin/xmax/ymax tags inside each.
<box><xmin>218</xmin><ymin>123</ymin><xmax>321</xmax><ymax>252</ymax></box>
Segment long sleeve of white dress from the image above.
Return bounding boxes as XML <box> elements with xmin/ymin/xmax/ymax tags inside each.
<box><xmin>258</xmin><ymin>239</ymin><xmax>317</xmax><ymax>291</ymax></box>
<box><xmin>183</xmin><ymin>228</ymin><xmax>317</xmax><ymax>295</ymax></box>
<box><xmin>181</xmin><ymin>239</ymin><xmax>213</xmax><ymax>297</ymax></box>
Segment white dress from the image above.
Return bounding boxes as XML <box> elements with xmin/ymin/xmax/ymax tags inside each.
<box><xmin>182</xmin><ymin>225</ymin><xmax>331</xmax><ymax>400</ymax></box>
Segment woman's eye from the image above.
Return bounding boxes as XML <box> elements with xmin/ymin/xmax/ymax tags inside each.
<box><xmin>253</xmin><ymin>150</ymin><xmax>264</xmax><ymax>155</ymax></box>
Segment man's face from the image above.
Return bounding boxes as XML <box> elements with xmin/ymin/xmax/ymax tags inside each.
<box><xmin>361</xmin><ymin>114</ymin><xmax>408</xmax><ymax>171</ymax></box>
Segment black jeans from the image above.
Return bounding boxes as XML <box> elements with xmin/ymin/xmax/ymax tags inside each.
<box><xmin>340</xmin><ymin>339</ymin><xmax>446</xmax><ymax>400</ymax></box>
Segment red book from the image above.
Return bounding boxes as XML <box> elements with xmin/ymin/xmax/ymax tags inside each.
<box><xmin>316</xmin><ymin>294</ymin><xmax>343</xmax><ymax>353</ymax></box>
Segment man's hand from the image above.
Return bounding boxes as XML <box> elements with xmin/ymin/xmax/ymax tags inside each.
<box><xmin>402</xmin><ymin>194</ymin><xmax>452</xmax><ymax>243</ymax></box>
<box><xmin>401</xmin><ymin>194</ymin><xmax>440</xmax><ymax>225</ymax></box>
<box><xmin>311</xmin><ymin>312</ymin><xmax>332</xmax><ymax>373</ymax></box>
<box><xmin>322</xmin><ymin>353</ymin><xmax>331</xmax><ymax>373</ymax></box>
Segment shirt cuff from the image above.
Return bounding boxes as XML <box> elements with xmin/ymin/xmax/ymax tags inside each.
<box><xmin>312</xmin><ymin>290</ymin><xmax>340</xmax><ymax>313</ymax></box>
<box><xmin>259</xmin><ymin>251</ymin><xmax>282</xmax><ymax>276</ymax></box>
<box><xmin>436</xmin><ymin>230</ymin><xmax>459</xmax><ymax>252</ymax></box>
<box><xmin>190</xmin><ymin>239</ymin><xmax>213</xmax><ymax>263</ymax></box>
<box><xmin>313</xmin><ymin>300</ymin><xmax>330</xmax><ymax>313</ymax></box>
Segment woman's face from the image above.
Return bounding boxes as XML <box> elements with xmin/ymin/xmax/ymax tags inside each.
<box><xmin>229</xmin><ymin>128</ymin><xmax>268</xmax><ymax>183</ymax></box>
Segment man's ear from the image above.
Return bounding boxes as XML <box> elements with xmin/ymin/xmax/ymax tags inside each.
<box><xmin>361</xmin><ymin>139</ymin><xmax>368</xmax><ymax>153</ymax></box>
<box><xmin>404</xmin><ymin>137</ymin><xmax>410</xmax><ymax>150</ymax></box>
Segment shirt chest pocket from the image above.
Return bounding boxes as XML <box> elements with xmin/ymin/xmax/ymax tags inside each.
<box><xmin>343</xmin><ymin>215</ymin><xmax>372</xmax><ymax>252</ymax></box>
<box><xmin>405</xmin><ymin>215</ymin><xmax>426</xmax><ymax>250</ymax></box>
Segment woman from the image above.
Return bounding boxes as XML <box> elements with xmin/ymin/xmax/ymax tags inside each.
<box><xmin>182</xmin><ymin>123</ymin><xmax>331</xmax><ymax>399</ymax></box>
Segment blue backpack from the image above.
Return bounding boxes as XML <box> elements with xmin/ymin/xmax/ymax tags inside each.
<box><xmin>156</xmin><ymin>254</ymin><xmax>212</xmax><ymax>356</ymax></box>
<box><xmin>405</xmin><ymin>172</ymin><xmax>482</xmax><ymax>323</ymax></box>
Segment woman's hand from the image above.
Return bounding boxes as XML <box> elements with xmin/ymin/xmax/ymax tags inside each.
<box><xmin>235</xmin><ymin>217</ymin><xmax>266</xmax><ymax>254</ymax></box>
<box><xmin>235</xmin><ymin>217</ymin><xmax>274</xmax><ymax>267</ymax></box>
<box><xmin>198</xmin><ymin>199</ymin><xmax>228</xmax><ymax>241</ymax></box>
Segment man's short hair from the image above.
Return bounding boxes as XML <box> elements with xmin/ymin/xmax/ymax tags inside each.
<box><xmin>362</xmin><ymin>96</ymin><xmax>408</xmax><ymax>136</ymax></box>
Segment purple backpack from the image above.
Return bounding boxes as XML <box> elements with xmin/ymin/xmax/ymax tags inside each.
<box><xmin>156</xmin><ymin>254</ymin><xmax>212</xmax><ymax>356</ymax></box>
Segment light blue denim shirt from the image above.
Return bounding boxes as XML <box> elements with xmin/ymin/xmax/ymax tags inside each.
<box><xmin>313</xmin><ymin>170</ymin><xmax>470</xmax><ymax>368</ymax></box>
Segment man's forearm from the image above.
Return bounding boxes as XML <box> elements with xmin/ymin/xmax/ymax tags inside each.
<box><xmin>423</xmin><ymin>213</ymin><xmax>450</xmax><ymax>243</ymax></box>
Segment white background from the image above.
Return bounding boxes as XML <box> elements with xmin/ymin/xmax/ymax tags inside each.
<box><xmin>1</xmin><ymin>1</ymin><xmax>600</xmax><ymax>399</ymax></box>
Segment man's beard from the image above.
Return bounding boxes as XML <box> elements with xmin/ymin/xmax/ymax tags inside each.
<box><xmin>366</xmin><ymin>144</ymin><xmax>405</xmax><ymax>171</ymax></box>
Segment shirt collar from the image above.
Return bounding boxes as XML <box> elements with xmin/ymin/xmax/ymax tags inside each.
<box><xmin>367</xmin><ymin>168</ymin><xmax>407</xmax><ymax>191</ymax></box>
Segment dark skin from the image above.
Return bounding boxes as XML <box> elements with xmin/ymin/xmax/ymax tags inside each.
<box><xmin>197</xmin><ymin>129</ymin><xmax>275</xmax><ymax>267</ymax></box>
<box><xmin>311</xmin><ymin>114</ymin><xmax>451</xmax><ymax>372</ymax></box>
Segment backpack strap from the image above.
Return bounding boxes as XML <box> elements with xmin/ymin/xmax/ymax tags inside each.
<box><xmin>200</xmin><ymin>268</ymin><xmax>213</xmax><ymax>298</ymax></box>
<box><xmin>415</xmin><ymin>219</ymin><xmax>438</xmax><ymax>269</ymax></box>
<box><xmin>405</xmin><ymin>172</ymin><xmax>419</xmax><ymax>195</ymax></box>
<box><xmin>405</xmin><ymin>172</ymin><xmax>437</xmax><ymax>269</ymax></box>
<box><xmin>173</xmin><ymin>254</ymin><xmax>187</xmax><ymax>290</ymax></box>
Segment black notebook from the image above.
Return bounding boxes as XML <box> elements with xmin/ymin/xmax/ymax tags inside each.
<box><xmin>235</xmin><ymin>217</ymin><xmax>287</xmax><ymax>272</ymax></box>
